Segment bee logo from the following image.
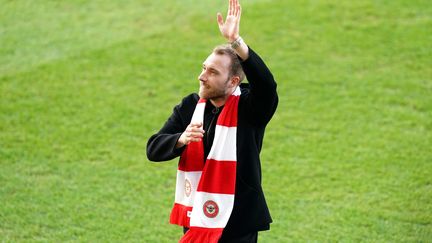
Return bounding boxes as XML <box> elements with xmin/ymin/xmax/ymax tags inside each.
<box><xmin>203</xmin><ymin>200</ymin><xmax>219</xmax><ymax>218</ymax></box>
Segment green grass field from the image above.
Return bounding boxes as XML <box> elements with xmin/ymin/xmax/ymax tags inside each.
<box><xmin>1</xmin><ymin>0</ymin><xmax>431</xmax><ymax>242</ymax></box>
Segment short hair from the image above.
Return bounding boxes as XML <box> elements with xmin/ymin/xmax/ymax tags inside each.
<box><xmin>213</xmin><ymin>44</ymin><xmax>245</xmax><ymax>82</ymax></box>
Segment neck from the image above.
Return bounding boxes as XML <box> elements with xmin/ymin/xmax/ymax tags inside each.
<box><xmin>209</xmin><ymin>97</ymin><xmax>227</xmax><ymax>108</ymax></box>
<box><xmin>208</xmin><ymin>86</ymin><xmax>236</xmax><ymax>107</ymax></box>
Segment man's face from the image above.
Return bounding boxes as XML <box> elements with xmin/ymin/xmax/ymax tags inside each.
<box><xmin>198</xmin><ymin>53</ymin><xmax>232</xmax><ymax>100</ymax></box>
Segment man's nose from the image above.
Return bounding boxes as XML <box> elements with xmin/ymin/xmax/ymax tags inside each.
<box><xmin>198</xmin><ymin>71</ymin><xmax>207</xmax><ymax>82</ymax></box>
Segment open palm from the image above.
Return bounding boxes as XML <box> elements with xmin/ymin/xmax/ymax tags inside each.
<box><xmin>217</xmin><ymin>0</ymin><xmax>241</xmax><ymax>42</ymax></box>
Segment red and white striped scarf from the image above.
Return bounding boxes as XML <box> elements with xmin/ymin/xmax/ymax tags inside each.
<box><xmin>170</xmin><ymin>86</ymin><xmax>241</xmax><ymax>243</ymax></box>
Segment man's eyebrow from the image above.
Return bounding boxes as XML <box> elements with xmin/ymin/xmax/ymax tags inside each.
<box><xmin>203</xmin><ymin>64</ymin><xmax>220</xmax><ymax>73</ymax></box>
<box><xmin>208</xmin><ymin>67</ymin><xmax>219</xmax><ymax>73</ymax></box>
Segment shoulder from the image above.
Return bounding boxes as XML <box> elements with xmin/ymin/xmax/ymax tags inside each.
<box><xmin>174</xmin><ymin>93</ymin><xmax>199</xmax><ymax>112</ymax></box>
<box><xmin>180</xmin><ymin>93</ymin><xmax>199</xmax><ymax>105</ymax></box>
<box><xmin>239</xmin><ymin>83</ymin><xmax>250</xmax><ymax>97</ymax></box>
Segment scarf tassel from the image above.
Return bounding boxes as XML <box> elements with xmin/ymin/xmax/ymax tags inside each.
<box><xmin>170</xmin><ymin>203</ymin><xmax>192</xmax><ymax>226</ymax></box>
<box><xmin>180</xmin><ymin>227</ymin><xmax>223</xmax><ymax>243</ymax></box>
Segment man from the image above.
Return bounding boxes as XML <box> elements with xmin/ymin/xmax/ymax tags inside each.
<box><xmin>146</xmin><ymin>0</ymin><xmax>278</xmax><ymax>242</ymax></box>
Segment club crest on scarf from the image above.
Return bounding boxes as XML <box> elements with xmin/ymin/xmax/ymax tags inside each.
<box><xmin>184</xmin><ymin>179</ymin><xmax>192</xmax><ymax>197</ymax></box>
<box><xmin>203</xmin><ymin>200</ymin><xmax>219</xmax><ymax>218</ymax></box>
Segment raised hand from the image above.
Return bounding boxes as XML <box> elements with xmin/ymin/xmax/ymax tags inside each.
<box><xmin>217</xmin><ymin>0</ymin><xmax>241</xmax><ymax>42</ymax></box>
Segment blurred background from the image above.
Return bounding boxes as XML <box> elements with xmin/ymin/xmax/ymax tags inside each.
<box><xmin>1</xmin><ymin>0</ymin><xmax>431</xmax><ymax>241</ymax></box>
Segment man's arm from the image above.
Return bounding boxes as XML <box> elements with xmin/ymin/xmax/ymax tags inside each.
<box><xmin>241</xmin><ymin>48</ymin><xmax>278</xmax><ymax>125</ymax></box>
<box><xmin>146</xmin><ymin>108</ymin><xmax>185</xmax><ymax>162</ymax></box>
<box><xmin>146</xmin><ymin>95</ymin><xmax>199</xmax><ymax>161</ymax></box>
<box><xmin>218</xmin><ymin>0</ymin><xmax>278</xmax><ymax>124</ymax></box>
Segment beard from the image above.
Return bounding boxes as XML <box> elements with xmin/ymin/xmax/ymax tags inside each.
<box><xmin>198</xmin><ymin>81</ymin><xmax>228</xmax><ymax>100</ymax></box>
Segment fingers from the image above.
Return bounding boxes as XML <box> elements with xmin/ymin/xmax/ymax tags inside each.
<box><xmin>226</xmin><ymin>0</ymin><xmax>240</xmax><ymax>18</ymax></box>
<box><xmin>188</xmin><ymin>122</ymin><xmax>204</xmax><ymax>136</ymax></box>
<box><xmin>182</xmin><ymin>122</ymin><xmax>205</xmax><ymax>144</ymax></box>
<box><xmin>190</xmin><ymin>121</ymin><xmax>203</xmax><ymax>128</ymax></box>
<box><xmin>218</xmin><ymin>0</ymin><xmax>241</xmax><ymax>40</ymax></box>
<box><xmin>217</xmin><ymin>12</ymin><xmax>224</xmax><ymax>27</ymax></box>
<box><xmin>230</xmin><ymin>0</ymin><xmax>240</xmax><ymax>16</ymax></box>
<box><xmin>186</xmin><ymin>126</ymin><xmax>204</xmax><ymax>136</ymax></box>
<box><xmin>235</xmin><ymin>0</ymin><xmax>241</xmax><ymax>17</ymax></box>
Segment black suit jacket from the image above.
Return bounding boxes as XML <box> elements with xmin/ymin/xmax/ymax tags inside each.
<box><xmin>147</xmin><ymin>47</ymin><xmax>278</xmax><ymax>236</ymax></box>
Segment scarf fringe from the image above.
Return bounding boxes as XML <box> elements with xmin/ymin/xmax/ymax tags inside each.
<box><xmin>180</xmin><ymin>227</ymin><xmax>223</xmax><ymax>243</ymax></box>
<box><xmin>170</xmin><ymin>203</ymin><xmax>192</xmax><ymax>227</ymax></box>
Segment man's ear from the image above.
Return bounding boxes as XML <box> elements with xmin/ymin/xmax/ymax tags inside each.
<box><xmin>230</xmin><ymin>76</ymin><xmax>241</xmax><ymax>87</ymax></box>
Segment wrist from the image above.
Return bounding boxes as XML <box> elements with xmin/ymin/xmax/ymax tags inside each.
<box><xmin>175</xmin><ymin>133</ymin><xmax>186</xmax><ymax>148</ymax></box>
<box><xmin>228</xmin><ymin>34</ymin><xmax>240</xmax><ymax>43</ymax></box>
<box><xmin>230</xmin><ymin>36</ymin><xmax>243</xmax><ymax>49</ymax></box>
<box><xmin>229</xmin><ymin>36</ymin><xmax>249</xmax><ymax>60</ymax></box>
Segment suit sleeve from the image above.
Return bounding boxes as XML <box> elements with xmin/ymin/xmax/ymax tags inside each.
<box><xmin>241</xmin><ymin>47</ymin><xmax>278</xmax><ymax>125</ymax></box>
<box><xmin>146</xmin><ymin>95</ymin><xmax>196</xmax><ymax>162</ymax></box>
